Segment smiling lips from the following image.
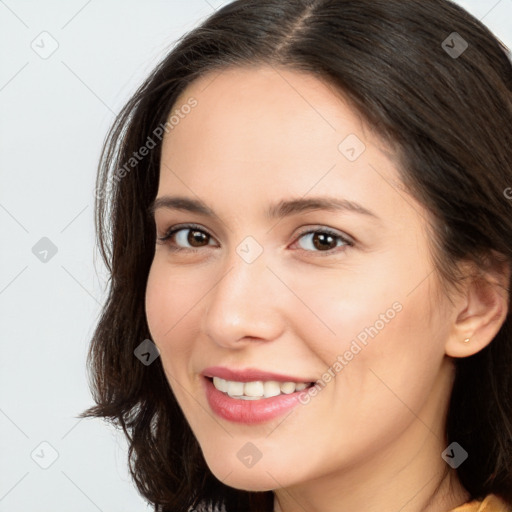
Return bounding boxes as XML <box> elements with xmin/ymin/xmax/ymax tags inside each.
<box><xmin>201</xmin><ymin>366</ymin><xmax>316</xmax><ymax>423</ymax></box>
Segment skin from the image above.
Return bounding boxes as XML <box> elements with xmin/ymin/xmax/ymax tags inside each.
<box><xmin>145</xmin><ymin>65</ymin><xmax>509</xmax><ymax>512</ymax></box>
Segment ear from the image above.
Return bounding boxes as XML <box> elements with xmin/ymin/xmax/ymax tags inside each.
<box><xmin>445</xmin><ymin>255</ymin><xmax>510</xmax><ymax>358</ymax></box>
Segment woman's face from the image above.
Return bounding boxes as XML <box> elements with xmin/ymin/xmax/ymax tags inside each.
<box><xmin>145</xmin><ymin>65</ymin><xmax>456</xmax><ymax>492</ymax></box>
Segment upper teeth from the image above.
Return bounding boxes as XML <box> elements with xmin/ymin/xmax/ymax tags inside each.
<box><xmin>212</xmin><ymin>377</ymin><xmax>309</xmax><ymax>399</ymax></box>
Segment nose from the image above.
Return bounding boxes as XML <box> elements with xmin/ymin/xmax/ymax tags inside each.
<box><xmin>201</xmin><ymin>246</ymin><xmax>286</xmax><ymax>349</ymax></box>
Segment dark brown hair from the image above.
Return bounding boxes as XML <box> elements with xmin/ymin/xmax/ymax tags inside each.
<box><xmin>80</xmin><ymin>1</ymin><xmax>512</xmax><ymax>510</ymax></box>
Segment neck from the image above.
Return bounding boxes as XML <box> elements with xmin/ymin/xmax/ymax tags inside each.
<box><xmin>273</xmin><ymin>468</ymin><xmax>470</xmax><ymax>512</ymax></box>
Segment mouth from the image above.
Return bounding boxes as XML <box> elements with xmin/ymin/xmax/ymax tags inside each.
<box><xmin>205</xmin><ymin>376</ymin><xmax>315</xmax><ymax>400</ymax></box>
<box><xmin>202</xmin><ymin>375</ymin><xmax>316</xmax><ymax>424</ymax></box>
<box><xmin>200</xmin><ymin>366</ymin><xmax>318</xmax><ymax>423</ymax></box>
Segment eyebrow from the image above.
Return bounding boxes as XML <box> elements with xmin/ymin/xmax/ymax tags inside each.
<box><xmin>149</xmin><ymin>195</ymin><xmax>380</xmax><ymax>221</ymax></box>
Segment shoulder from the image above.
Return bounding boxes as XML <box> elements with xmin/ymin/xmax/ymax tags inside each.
<box><xmin>449</xmin><ymin>494</ymin><xmax>511</xmax><ymax>512</ymax></box>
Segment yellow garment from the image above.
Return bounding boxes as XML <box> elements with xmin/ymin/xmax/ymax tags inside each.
<box><xmin>449</xmin><ymin>494</ymin><xmax>511</xmax><ymax>512</ymax></box>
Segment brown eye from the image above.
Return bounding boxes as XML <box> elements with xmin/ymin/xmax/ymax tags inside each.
<box><xmin>293</xmin><ymin>228</ymin><xmax>353</xmax><ymax>255</ymax></box>
<box><xmin>158</xmin><ymin>225</ymin><xmax>216</xmax><ymax>251</ymax></box>
<box><xmin>186</xmin><ymin>229</ymin><xmax>209</xmax><ymax>247</ymax></box>
<box><xmin>311</xmin><ymin>232</ymin><xmax>337</xmax><ymax>251</ymax></box>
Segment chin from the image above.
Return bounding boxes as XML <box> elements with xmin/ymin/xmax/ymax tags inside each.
<box><xmin>221</xmin><ymin>473</ymin><xmax>279</xmax><ymax>492</ymax></box>
<box><xmin>206</xmin><ymin>460</ymin><xmax>286</xmax><ymax>492</ymax></box>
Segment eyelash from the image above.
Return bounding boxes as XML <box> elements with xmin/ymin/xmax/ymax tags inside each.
<box><xmin>156</xmin><ymin>223</ymin><xmax>354</xmax><ymax>257</ymax></box>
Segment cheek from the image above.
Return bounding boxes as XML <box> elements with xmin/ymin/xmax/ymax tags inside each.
<box><xmin>145</xmin><ymin>260</ymin><xmax>199</xmax><ymax>361</ymax></box>
<box><xmin>274</xmin><ymin>258</ymin><xmax>409</xmax><ymax>362</ymax></box>
<box><xmin>145</xmin><ymin>261</ymin><xmax>205</xmax><ymax>415</ymax></box>
<box><xmin>289</xmin><ymin>259</ymin><xmax>445</xmax><ymax>412</ymax></box>
<box><xmin>325</xmin><ymin>282</ymin><xmax>447</xmax><ymax>442</ymax></box>
<box><xmin>145</xmin><ymin>262</ymin><xmax>170</xmax><ymax>342</ymax></box>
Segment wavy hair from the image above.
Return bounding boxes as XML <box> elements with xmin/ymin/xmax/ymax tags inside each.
<box><xmin>80</xmin><ymin>1</ymin><xmax>512</xmax><ymax>510</ymax></box>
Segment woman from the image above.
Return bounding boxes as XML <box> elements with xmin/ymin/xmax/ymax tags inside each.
<box><xmin>81</xmin><ymin>0</ymin><xmax>512</xmax><ymax>510</ymax></box>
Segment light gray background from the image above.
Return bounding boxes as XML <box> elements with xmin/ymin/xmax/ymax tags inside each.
<box><xmin>0</xmin><ymin>1</ymin><xmax>511</xmax><ymax>510</ymax></box>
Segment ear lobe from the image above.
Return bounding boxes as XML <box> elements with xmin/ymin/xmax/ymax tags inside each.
<box><xmin>445</xmin><ymin>258</ymin><xmax>510</xmax><ymax>358</ymax></box>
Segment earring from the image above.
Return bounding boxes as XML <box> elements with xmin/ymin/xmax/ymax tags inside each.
<box><xmin>463</xmin><ymin>338</ymin><xmax>470</xmax><ymax>343</ymax></box>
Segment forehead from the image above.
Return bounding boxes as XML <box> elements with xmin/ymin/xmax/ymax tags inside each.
<box><xmin>164</xmin><ymin>65</ymin><xmax>370</xmax><ymax>163</ymax></box>
<box><xmin>157</xmin><ymin>65</ymin><xmax>418</xmax><ymax>226</ymax></box>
